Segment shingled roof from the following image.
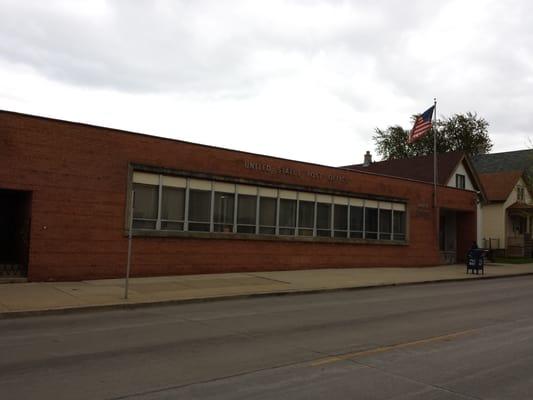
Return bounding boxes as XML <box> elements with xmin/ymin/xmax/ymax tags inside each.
<box><xmin>471</xmin><ymin>149</ymin><xmax>533</xmax><ymax>174</ymax></box>
<box><xmin>342</xmin><ymin>151</ymin><xmax>468</xmax><ymax>186</ymax></box>
<box><xmin>477</xmin><ymin>171</ymin><xmax>524</xmax><ymax>202</ymax></box>
<box><xmin>472</xmin><ymin>149</ymin><xmax>533</xmax><ymax>202</ymax></box>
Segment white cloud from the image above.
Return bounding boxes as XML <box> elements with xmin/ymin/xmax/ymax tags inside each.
<box><xmin>0</xmin><ymin>0</ymin><xmax>532</xmax><ymax>165</ymax></box>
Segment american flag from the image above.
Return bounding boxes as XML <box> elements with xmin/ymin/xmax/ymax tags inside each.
<box><xmin>408</xmin><ymin>105</ymin><xmax>435</xmax><ymax>143</ymax></box>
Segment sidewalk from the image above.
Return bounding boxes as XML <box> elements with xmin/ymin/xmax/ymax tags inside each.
<box><xmin>2</xmin><ymin>263</ymin><xmax>533</xmax><ymax>318</ymax></box>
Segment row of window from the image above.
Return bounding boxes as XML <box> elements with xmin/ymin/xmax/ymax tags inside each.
<box><xmin>131</xmin><ymin>172</ymin><xmax>407</xmax><ymax>241</ymax></box>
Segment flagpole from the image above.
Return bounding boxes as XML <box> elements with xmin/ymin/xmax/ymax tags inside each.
<box><xmin>432</xmin><ymin>98</ymin><xmax>438</xmax><ymax>254</ymax></box>
<box><xmin>433</xmin><ymin>98</ymin><xmax>437</xmax><ymax>209</ymax></box>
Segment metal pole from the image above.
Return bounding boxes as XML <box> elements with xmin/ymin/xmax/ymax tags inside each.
<box><xmin>433</xmin><ymin>98</ymin><xmax>439</xmax><ymax>252</ymax></box>
<box><xmin>433</xmin><ymin>98</ymin><xmax>438</xmax><ymax>208</ymax></box>
<box><xmin>125</xmin><ymin>190</ymin><xmax>134</xmax><ymax>300</ymax></box>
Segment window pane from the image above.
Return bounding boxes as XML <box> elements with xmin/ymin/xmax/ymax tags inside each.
<box><xmin>298</xmin><ymin>201</ymin><xmax>314</xmax><ymax>228</ymax></box>
<box><xmin>259</xmin><ymin>197</ymin><xmax>276</xmax><ymax>234</ymax></box>
<box><xmin>132</xmin><ymin>183</ymin><xmax>158</xmax><ymax>229</ymax></box>
<box><xmin>161</xmin><ymin>221</ymin><xmax>184</xmax><ymax>231</ymax></box>
<box><xmin>259</xmin><ymin>227</ymin><xmax>276</xmax><ymax>235</ymax></box>
<box><xmin>316</xmin><ymin>203</ymin><xmax>331</xmax><ymax>236</ymax></box>
<box><xmin>237</xmin><ymin>225</ymin><xmax>256</xmax><ymax>234</ymax></box>
<box><xmin>334</xmin><ymin>204</ymin><xmax>348</xmax><ymax>237</ymax></box>
<box><xmin>379</xmin><ymin>209</ymin><xmax>392</xmax><ymax>240</ymax></box>
<box><xmin>298</xmin><ymin>201</ymin><xmax>314</xmax><ymax>236</ymax></box>
<box><xmin>132</xmin><ymin>220</ymin><xmax>157</xmax><ymax>229</ymax></box>
<box><xmin>279</xmin><ymin>199</ymin><xmax>296</xmax><ymax>235</ymax></box>
<box><xmin>334</xmin><ymin>205</ymin><xmax>348</xmax><ymax>230</ymax></box>
<box><xmin>333</xmin><ymin>204</ymin><xmax>348</xmax><ymax>237</ymax></box>
<box><xmin>161</xmin><ymin>187</ymin><xmax>185</xmax><ymax>222</ymax></box>
<box><xmin>237</xmin><ymin>194</ymin><xmax>257</xmax><ymax>233</ymax></box>
<box><xmin>350</xmin><ymin>206</ymin><xmax>363</xmax><ymax>238</ymax></box>
<box><xmin>213</xmin><ymin>192</ymin><xmax>234</xmax><ymax>232</ymax></box>
<box><xmin>365</xmin><ymin>207</ymin><xmax>378</xmax><ymax>239</ymax></box>
<box><xmin>456</xmin><ymin>174</ymin><xmax>465</xmax><ymax>189</ymax></box>
<box><xmin>298</xmin><ymin>228</ymin><xmax>313</xmax><ymax>237</ymax></box>
<box><xmin>133</xmin><ymin>183</ymin><xmax>158</xmax><ymax>220</ymax></box>
<box><xmin>316</xmin><ymin>203</ymin><xmax>331</xmax><ymax>229</ymax></box>
<box><xmin>188</xmin><ymin>189</ymin><xmax>211</xmax><ymax>231</ymax></box>
<box><xmin>188</xmin><ymin>223</ymin><xmax>210</xmax><ymax>232</ymax></box>
<box><xmin>393</xmin><ymin>210</ymin><xmax>406</xmax><ymax>240</ymax></box>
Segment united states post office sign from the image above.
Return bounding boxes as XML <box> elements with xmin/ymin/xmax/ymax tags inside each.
<box><xmin>243</xmin><ymin>160</ymin><xmax>348</xmax><ymax>184</ymax></box>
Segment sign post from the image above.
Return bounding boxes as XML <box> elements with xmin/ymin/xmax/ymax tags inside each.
<box><xmin>124</xmin><ymin>190</ymin><xmax>134</xmax><ymax>300</ymax></box>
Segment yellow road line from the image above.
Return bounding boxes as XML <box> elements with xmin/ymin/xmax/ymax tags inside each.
<box><xmin>310</xmin><ymin>329</ymin><xmax>477</xmax><ymax>367</ymax></box>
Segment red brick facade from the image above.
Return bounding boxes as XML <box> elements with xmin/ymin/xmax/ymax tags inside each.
<box><xmin>0</xmin><ymin>111</ymin><xmax>477</xmax><ymax>281</ymax></box>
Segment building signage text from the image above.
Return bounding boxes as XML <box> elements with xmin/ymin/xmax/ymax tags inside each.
<box><xmin>243</xmin><ymin>160</ymin><xmax>348</xmax><ymax>184</ymax></box>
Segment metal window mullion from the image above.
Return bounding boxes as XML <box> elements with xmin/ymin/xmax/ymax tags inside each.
<box><xmin>209</xmin><ymin>183</ymin><xmax>215</xmax><ymax>232</ymax></box>
<box><xmin>156</xmin><ymin>175</ymin><xmax>163</xmax><ymax>230</ymax></box>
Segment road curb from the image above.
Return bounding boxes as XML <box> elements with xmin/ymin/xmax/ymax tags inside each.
<box><xmin>2</xmin><ymin>272</ymin><xmax>533</xmax><ymax>320</ymax></box>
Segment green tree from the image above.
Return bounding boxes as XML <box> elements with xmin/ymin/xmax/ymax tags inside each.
<box><xmin>373</xmin><ymin>112</ymin><xmax>492</xmax><ymax>160</ymax></box>
<box><xmin>525</xmin><ymin>139</ymin><xmax>533</xmax><ymax>189</ymax></box>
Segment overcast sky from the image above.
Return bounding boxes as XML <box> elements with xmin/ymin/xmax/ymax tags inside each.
<box><xmin>1</xmin><ymin>0</ymin><xmax>532</xmax><ymax>166</ymax></box>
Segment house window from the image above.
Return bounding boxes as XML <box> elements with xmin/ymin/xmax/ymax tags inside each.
<box><xmin>517</xmin><ymin>187</ymin><xmax>525</xmax><ymax>202</ymax></box>
<box><xmin>455</xmin><ymin>174</ymin><xmax>466</xmax><ymax>189</ymax></box>
<box><xmin>130</xmin><ymin>171</ymin><xmax>408</xmax><ymax>243</ymax></box>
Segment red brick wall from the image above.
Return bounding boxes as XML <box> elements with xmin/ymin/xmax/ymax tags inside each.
<box><xmin>0</xmin><ymin>111</ymin><xmax>477</xmax><ymax>281</ymax></box>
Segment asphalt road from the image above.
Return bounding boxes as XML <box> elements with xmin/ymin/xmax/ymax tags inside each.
<box><xmin>2</xmin><ymin>277</ymin><xmax>533</xmax><ymax>399</ymax></box>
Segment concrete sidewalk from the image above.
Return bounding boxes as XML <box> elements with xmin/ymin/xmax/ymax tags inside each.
<box><xmin>1</xmin><ymin>263</ymin><xmax>533</xmax><ymax>318</ymax></box>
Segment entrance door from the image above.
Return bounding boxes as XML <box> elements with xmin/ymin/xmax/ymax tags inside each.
<box><xmin>439</xmin><ymin>215</ymin><xmax>446</xmax><ymax>251</ymax></box>
<box><xmin>0</xmin><ymin>189</ymin><xmax>31</xmax><ymax>276</ymax></box>
<box><xmin>439</xmin><ymin>210</ymin><xmax>458</xmax><ymax>264</ymax></box>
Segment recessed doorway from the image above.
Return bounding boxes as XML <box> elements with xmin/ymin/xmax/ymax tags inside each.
<box><xmin>0</xmin><ymin>189</ymin><xmax>32</xmax><ymax>277</ymax></box>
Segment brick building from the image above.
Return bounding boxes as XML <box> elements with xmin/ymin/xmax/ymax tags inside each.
<box><xmin>343</xmin><ymin>151</ymin><xmax>486</xmax><ymax>263</ymax></box>
<box><xmin>0</xmin><ymin>111</ymin><xmax>477</xmax><ymax>281</ymax></box>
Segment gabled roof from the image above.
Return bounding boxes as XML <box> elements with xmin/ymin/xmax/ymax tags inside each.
<box><xmin>478</xmin><ymin>171</ymin><xmax>523</xmax><ymax>202</ymax></box>
<box><xmin>343</xmin><ymin>151</ymin><xmax>472</xmax><ymax>186</ymax></box>
<box><xmin>472</xmin><ymin>149</ymin><xmax>533</xmax><ymax>202</ymax></box>
<box><xmin>471</xmin><ymin>149</ymin><xmax>533</xmax><ymax>174</ymax></box>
